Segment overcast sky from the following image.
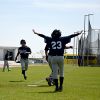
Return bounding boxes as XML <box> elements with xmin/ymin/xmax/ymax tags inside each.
<box><xmin>0</xmin><ymin>0</ymin><xmax>100</xmax><ymax>53</ymax></box>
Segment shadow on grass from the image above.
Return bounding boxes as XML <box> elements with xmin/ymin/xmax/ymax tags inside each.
<box><xmin>27</xmin><ymin>84</ymin><xmax>56</xmax><ymax>93</ymax></box>
<box><xmin>37</xmin><ymin>84</ymin><xmax>50</xmax><ymax>87</ymax></box>
<box><xmin>9</xmin><ymin>80</ymin><xmax>24</xmax><ymax>82</ymax></box>
<box><xmin>37</xmin><ymin>91</ymin><xmax>58</xmax><ymax>93</ymax></box>
<box><xmin>26</xmin><ymin>91</ymin><xmax>55</xmax><ymax>94</ymax></box>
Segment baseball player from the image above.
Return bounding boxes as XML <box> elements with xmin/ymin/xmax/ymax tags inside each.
<box><xmin>15</xmin><ymin>39</ymin><xmax>31</xmax><ymax>80</ymax></box>
<box><xmin>45</xmin><ymin>44</ymin><xmax>73</xmax><ymax>86</ymax></box>
<box><xmin>32</xmin><ymin>29</ymin><xmax>82</xmax><ymax>92</ymax></box>
<box><xmin>45</xmin><ymin>44</ymin><xmax>54</xmax><ymax>86</ymax></box>
<box><xmin>3</xmin><ymin>50</ymin><xmax>11</xmax><ymax>72</ymax></box>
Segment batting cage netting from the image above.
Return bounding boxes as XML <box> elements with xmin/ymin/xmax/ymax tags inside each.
<box><xmin>78</xmin><ymin>25</ymin><xmax>100</xmax><ymax>66</ymax></box>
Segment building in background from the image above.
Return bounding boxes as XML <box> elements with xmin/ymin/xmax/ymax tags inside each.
<box><xmin>0</xmin><ymin>46</ymin><xmax>18</xmax><ymax>61</ymax></box>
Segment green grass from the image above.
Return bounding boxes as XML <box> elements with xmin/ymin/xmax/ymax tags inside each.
<box><xmin>0</xmin><ymin>64</ymin><xmax>100</xmax><ymax>100</ymax></box>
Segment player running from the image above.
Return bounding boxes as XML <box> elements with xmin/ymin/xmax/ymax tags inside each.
<box><xmin>32</xmin><ymin>29</ymin><xmax>82</xmax><ymax>92</ymax></box>
<box><xmin>15</xmin><ymin>39</ymin><xmax>31</xmax><ymax>80</ymax></box>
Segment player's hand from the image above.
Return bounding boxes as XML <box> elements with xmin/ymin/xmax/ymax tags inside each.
<box><xmin>76</xmin><ymin>30</ymin><xmax>83</xmax><ymax>35</ymax></box>
<box><xmin>70</xmin><ymin>46</ymin><xmax>73</xmax><ymax>48</ymax></box>
<box><xmin>25</xmin><ymin>52</ymin><xmax>31</xmax><ymax>54</ymax></box>
<box><xmin>46</xmin><ymin>56</ymin><xmax>48</xmax><ymax>62</ymax></box>
<box><xmin>32</xmin><ymin>29</ymin><xmax>37</xmax><ymax>34</ymax></box>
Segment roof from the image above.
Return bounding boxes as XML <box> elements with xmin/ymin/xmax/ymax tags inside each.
<box><xmin>0</xmin><ymin>46</ymin><xmax>18</xmax><ymax>49</ymax></box>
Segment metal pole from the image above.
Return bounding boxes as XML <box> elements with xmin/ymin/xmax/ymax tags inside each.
<box><xmin>82</xmin><ymin>15</ymin><xmax>89</xmax><ymax>66</ymax></box>
<box><xmin>87</xmin><ymin>14</ymin><xmax>94</xmax><ymax>66</ymax></box>
<box><xmin>76</xmin><ymin>36</ymin><xmax>78</xmax><ymax>65</ymax></box>
<box><xmin>87</xmin><ymin>15</ymin><xmax>89</xmax><ymax>66</ymax></box>
<box><xmin>73</xmin><ymin>33</ymin><xmax>75</xmax><ymax>66</ymax></box>
<box><xmin>83</xmin><ymin>15</ymin><xmax>87</xmax><ymax>66</ymax></box>
<box><xmin>97</xmin><ymin>33</ymin><xmax>99</xmax><ymax>65</ymax></box>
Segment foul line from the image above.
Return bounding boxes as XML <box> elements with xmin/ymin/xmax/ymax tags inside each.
<box><xmin>27</xmin><ymin>79</ymin><xmax>45</xmax><ymax>87</ymax></box>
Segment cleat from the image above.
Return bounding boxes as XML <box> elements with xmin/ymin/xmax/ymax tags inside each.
<box><xmin>54</xmin><ymin>88</ymin><xmax>59</xmax><ymax>92</ymax></box>
<box><xmin>58</xmin><ymin>86</ymin><xmax>63</xmax><ymax>92</ymax></box>
<box><xmin>51</xmin><ymin>80</ymin><xmax>55</xmax><ymax>85</ymax></box>
<box><xmin>8</xmin><ymin>69</ymin><xmax>11</xmax><ymax>71</ymax></box>
<box><xmin>46</xmin><ymin>77</ymin><xmax>52</xmax><ymax>86</ymax></box>
<box><xmin>24</xmin><ymin>76</ymin><xmax>27</xmax><ymax>80</ymax></box>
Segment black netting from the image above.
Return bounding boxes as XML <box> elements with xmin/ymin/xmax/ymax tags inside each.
<box><xmin>78</xmin><ymin>29</ymin><xmax>100</xmax><ymax>66</ymax></box>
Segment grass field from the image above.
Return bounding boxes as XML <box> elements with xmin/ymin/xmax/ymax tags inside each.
<box><xmin>0</xmin><ymin>64</ymin><xmax>100</xmax><ymax>100</ymax></box>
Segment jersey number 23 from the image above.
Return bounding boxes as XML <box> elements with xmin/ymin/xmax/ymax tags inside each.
<box><xmin>51</xmin><ymin>41</ymin><xmax>62</xmax><ymax>49</ymax></box>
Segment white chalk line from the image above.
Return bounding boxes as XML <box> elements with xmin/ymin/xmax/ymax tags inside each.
<box><xmin>27</xmin><ymin>79</ymin><xmax>46</xmax><ymax>87</ymax></box>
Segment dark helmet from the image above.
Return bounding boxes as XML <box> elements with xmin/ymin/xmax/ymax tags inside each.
<box><xmin>51</xmin><ymin>29</ymin><xmax>61</xmax><ymax>38</ymax></box>
<box><xmin>20</xmin><ymin>39</ymin><xmax>26</xmax><ymax>44</ymax></box>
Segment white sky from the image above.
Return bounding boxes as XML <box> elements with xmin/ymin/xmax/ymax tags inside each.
<box><xmin>0</xmin><ymin>0</ymin><xmax>100</xmax><ymax>53</ymax></box>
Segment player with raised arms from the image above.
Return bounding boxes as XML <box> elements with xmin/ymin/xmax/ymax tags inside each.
<box><xmin>45</xmin><ymin>44</ymin><xmax>73</xmax><ymax>86</ymax></box>
<box><xmin>32</xmin><ymin>29</ymin><xmax>82</xmax><ymax>92</ymax></box>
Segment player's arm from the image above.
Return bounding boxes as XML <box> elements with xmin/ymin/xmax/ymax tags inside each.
<box><xmin>32</xmin><ymin>29</ymin><xmax>46</xmax><ymax>38</ymax></box>
<box><xmin>15</xmin><ymin>51</ymin><xmax>20</xmax><ymax>61</ymax></box>
<box><xmin>65</xmin><ymin>46</ymin><xmax>73</xmax><ymax>49</ymax></box>
<box><xmin>69</xmin><ymin>30</ymin><xmax>83</xmax><ymax>38</ymax></box>
<box><xmin>25</xmin><ymin>52</ymin><xmax>31</xmax><ymax>54</ymax></box>
<box><xmin>26</xmin><ymin>48</ymin><xmax>31</xmax><ymax>54</ymax></box>
<box><xmin>45</xmin><ymin>44</ymin><xmax>49</xmax><ymax>61</ymax></box>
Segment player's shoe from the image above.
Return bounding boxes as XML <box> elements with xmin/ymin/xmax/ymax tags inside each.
<box><xmin>24</xmin><ymin>76</ymin><xmax>27</xmax><ymax>80</ymax></box>
<box><xmin>8</xmin><ymin>69</ymin><xmax>11</xmax><ymax>71</ymax></box>
<box><xmin>58</xmin><ymin>86</ymin><xmax>63</xmax><ymax>92</ymax></box>
<box><xmin>51</xmin><ymin>80</ymin><xmax>55</xmax><ymax>85</ymax></box>
<box><xmin>54</xmin><ymin>87</ymin><xmax>59</xmax><ymax>92</ymax></box>
<box><xmin>46</xmin><ymin>77</ymin><xmax>55</xmax><ymax>86</ymax></box>
<box><xmin>2</xmin><ymin>70</ymin><xmax>5</xmax><ymax>72</ymax></box>
<box><xmin>49</xmin><ymin>77</ymin><xmax>55</xmax><ymax>85</ymax></box>
<box><xmin>46</xmin><ymin>77</ymin><xmax>52</xmax><ymax>86</ymax></box>
<box><xmin>23</xmin><ymin>75</ymin><xmax>27</xmax><ymax>80</ymax></box>
<box><xmin>54</xmin><ymin>86</ymin><xmax>63</xmax><ymax>92</ymax></box>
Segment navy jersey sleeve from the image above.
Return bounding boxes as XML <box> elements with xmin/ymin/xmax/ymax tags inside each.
<box><xmin>37</xmin><ymin>33</ymin><xmax>51</xmax><ymax>44</ymax></box>
<box><xmin>37</xmin><ymin>34</ymin><xmax>50</xmax><ymax>40</ymax></box>
<box><xmin>62</xmin><ymin>33</ymin><xmax>80</xmax><ymax>44</ymax></box>
<box><xmin>37</xmin><ymin>34</ymin><xmax>46</xmax><ymax>38</ymax></box>
<box><xmin>62</xmin><ymin>36</ymin><xmax>71</xmax><ymax>44</ymax></box>
<box><xmin>44</xmin><ymin>44</ymin><xmax>49</xmax><ymax>51</ymax></box>
<box><xmin>44</xmin><ymin>39</ymin><xmax>46</xmax><ymax>43</ymax></box>
<box><xmin>18</xmin><ymin>47</ymin><xmax>20</xmax><ymax>52</ymax></box>
<box><xmin>44</xmin><ymin>37</ymin><xmax>52</xmax><ymax>44</ymax></box>
<box><xmin>27</xmin><ymin>47</ymin><xmax>31</xmax><ymax>53</ymax></box>
<box><xmin>68</xmin><ymin>33</ymin><xmax>80</xmax><ymax>38</ymax></box>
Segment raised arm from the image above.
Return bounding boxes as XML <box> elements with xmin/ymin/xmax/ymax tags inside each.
<box><xmin>32</xmin><ymin>29</ymin><xmax>46</xmax><ymax>38</ymax></box>
<box><xmin>69</xmin><ymin>30</ymin><xmax>83</xmax><ymax>38</ymax></box>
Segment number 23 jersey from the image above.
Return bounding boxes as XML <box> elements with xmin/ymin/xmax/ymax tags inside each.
<box><xmin>45</xmin><ymin>36</ymin><xmax>71</xmax><ymax>56</ymax></box>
